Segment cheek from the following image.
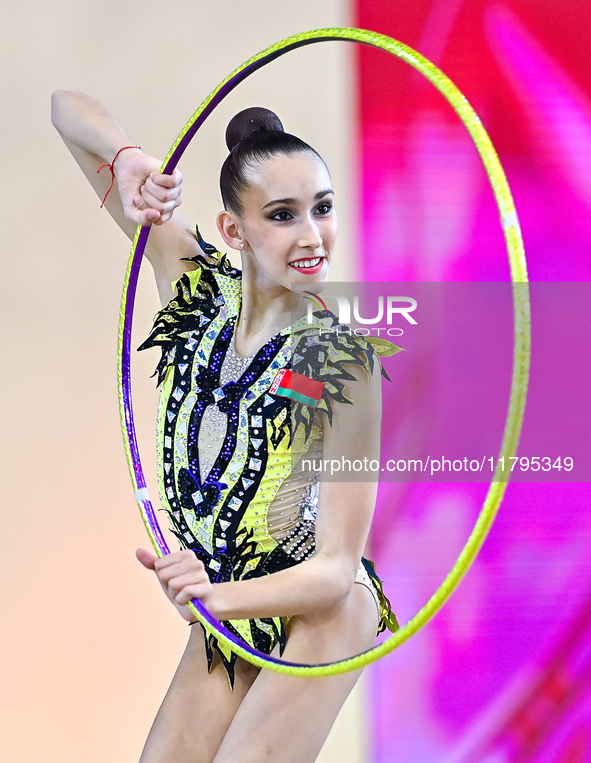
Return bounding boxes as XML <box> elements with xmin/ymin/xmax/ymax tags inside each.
<box><xmin>252</xmin><ymin>229</ymin><xmax>289</xmax><ymax>262</ymax></box>
<box><xmin>261</xmin><ymin>248</ymin><xmax>289</xmax><ymax>274</ymax></box>
<box><xmin>327</xmin><ymin>217</ymin><xmax>339</xmax><ymax>240</ymax></box>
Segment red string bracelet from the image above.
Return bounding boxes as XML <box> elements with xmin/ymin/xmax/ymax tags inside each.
<box><xmin>97</xmin><ymin>145</ymin><xmax>141</xmax><ymax>207</ymax></box>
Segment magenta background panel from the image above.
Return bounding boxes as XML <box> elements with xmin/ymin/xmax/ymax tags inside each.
<box><xmin>353</xmin><ymin>2</ymin><xmax>591</xmax><ymax>761</ymax></box>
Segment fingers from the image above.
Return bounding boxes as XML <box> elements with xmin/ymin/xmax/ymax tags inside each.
<box><xmin>136</xmin><ymin>548</ymin><xmax>195</xmax><ymax>573</ymax></box>
<box><xmin>153</xmin><ymin>549</ymin><xmax>198</xmax><ymax>571</ymax></box>
<box><xmin>138</xmin><ymin>193</ymin><xmax>180</xmax><ymax>222</ymax></box>
<box><xmin>124</xmin><ymin>205</ymin><xmax>161</xmax><ymax>226</ymax></box>
<box><xmin>133</xmin><ymin>192</ymin><xmax>149</xmax><ymax>210</ymax></box>
<box><xmin>137</xmin><ymin>549</ymin><xmax>212</xmax><ymax>616</ymax></box>
<box><xmin>127</xmin><ymin>177</ymin><xmax>180</xmax><ymax>226</ymax></box>
<box><xmin>135</xmin><ymin>547</ymin><xmax>158</xmax><ymax>569</ymax></box>
<box><xmin>153</xmin><ymin>551</ymin><xmax>211</xmax><ymax>602</ymax></box>
<box><xmin>154</xmin><ymin>550</ymin><xmax>205</xmax><ymax>582</ymax></box>
<box><xmin>142</xmin><ymin>170</ymin><xmax>182</xmax><ymax>203</ymax></box>
<box><xmin>168</xmin><ymin>572</ymin><xmax>212</xmax><ymax>606</ymax></box>
<box><xmin>131</xmin><ymin>194</ymin><xmax>161</xmax><ymax>222</ymax></box>
<box><xmin>141</xmin><ymin>181</ymin><xmax>182</xmax><ymax>207</ymax></box>
<box><xmin>140</xmin><ymin>183</ymin><xmax>181</xmax><ymax>220</ymax></box>
<box><xmin>150</xmin><ymin>169</ymin><xmax>183</xmax><ymax>189</ymax></box>
<box><xmin>120</xmin><ymin>169</ymin><xmax>182</xmax><ymax>226</ymax></box>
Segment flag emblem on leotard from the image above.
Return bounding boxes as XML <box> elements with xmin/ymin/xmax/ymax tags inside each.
<box><xmin>269</xmin><ymin>369</ymin><xmax>325</xmax><ymax>408</ymax></box>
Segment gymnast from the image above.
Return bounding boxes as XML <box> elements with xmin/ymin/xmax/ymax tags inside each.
<box><xmin>52</xmin><ymin>90</ymin><xmax>400</xmax><ymax>763</ymax></box>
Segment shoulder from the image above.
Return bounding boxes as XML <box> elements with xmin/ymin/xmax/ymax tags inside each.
<box><xmin>291</xmin><ymin>314</ymin><xmax>403</xmax><ymax>414</ymax></box>
<box><xmin>282</xmin><ymin>314</ymin><xmax>403</xmax><ymax>444</ymax></box>
<box><xmin>137</xmin><ymin>228</ymin><xmax>242</xmax><ymax>382</ymax></box>
<box><xmin>168</xmin><ymin>227</ymin><xmax>241</xmax><ymax>306</ymax></box>
<box><xmin>148</xmin><ymin>222</ymin><xmax>241</xmax><ymax>307</ymax></box>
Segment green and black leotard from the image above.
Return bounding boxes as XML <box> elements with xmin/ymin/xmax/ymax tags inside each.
<box><xmin>139</xmin><ymin>229</ymin><xmax>402</xmax><ymax>687</ymax></box>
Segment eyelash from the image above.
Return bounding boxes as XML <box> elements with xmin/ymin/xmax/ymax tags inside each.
<box><xmin>269</xmin><ymin>202</ymin><xmax>333</xmax><ymax>222</ymax></box>
<box><xmin>270</xmin><ymin>209</ymin><xmax>293</xmax><ymax>221</ymax></box>
<box><xmin>316</xmin><ymin>202</ymin><xmax>333</xmax><ymax>215</ymax></box>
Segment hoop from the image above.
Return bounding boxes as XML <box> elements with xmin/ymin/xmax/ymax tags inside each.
<box><xmin>118</xmin><ymin>28</ymin><xmax>530</xmax><ymax>676</ymax></box>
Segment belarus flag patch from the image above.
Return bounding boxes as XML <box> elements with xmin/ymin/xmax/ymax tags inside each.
<box><xmin>269</xmin><ymin>368</ymin><xmax>325</xmax><ymax>408</ymax></box>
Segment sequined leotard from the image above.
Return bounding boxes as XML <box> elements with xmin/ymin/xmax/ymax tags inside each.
<box><xmin>139</xmin><ymin>229</ymin><xmax>401</xmax><ymax>686</ymax></box>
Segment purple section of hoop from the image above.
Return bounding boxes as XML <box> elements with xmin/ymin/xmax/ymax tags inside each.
<box><xmin>120</xmin><ymin>34</ymin><xmax>349</xmax><ymax>667</ymax></box>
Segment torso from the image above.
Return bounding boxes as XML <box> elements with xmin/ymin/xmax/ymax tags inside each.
<box><xmin>138</xmin><ymin>236</ymin><xmax>394</xmax><ymax>662</ymax></box>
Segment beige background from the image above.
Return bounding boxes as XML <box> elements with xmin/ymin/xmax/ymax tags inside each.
<box><xmin>0</xmin><ymin>1</ymin><xmax>369</xmax><ymax>761</ymax></box>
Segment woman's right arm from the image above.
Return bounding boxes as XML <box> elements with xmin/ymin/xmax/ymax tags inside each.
<box><xmin>51</xmin><ymin>89</ymin><xmax>202</xmax><ymax>305</ymax></box>
<box><xmin>136</xmin><ymin>361</ymin><xmax>384</xmax><ymax>623</ymax></box>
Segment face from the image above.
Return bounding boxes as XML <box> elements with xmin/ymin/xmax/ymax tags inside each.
<box><xmin>217</xmin><ymin>151</ymin><xmax>338</xmax><ymax>293</ymax></box>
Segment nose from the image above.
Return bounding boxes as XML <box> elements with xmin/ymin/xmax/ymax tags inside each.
<box><xmin>297</xmin><ymin>215</ymin><xmax>323</xmax><ymax>250</ymax></box>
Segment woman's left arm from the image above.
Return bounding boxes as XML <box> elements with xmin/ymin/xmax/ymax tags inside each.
<box><xmin>137</xmin><ymin>359</ymin><xmax>383</xmax><ymax>622</ymax></box>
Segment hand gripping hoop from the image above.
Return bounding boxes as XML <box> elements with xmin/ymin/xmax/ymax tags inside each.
<box><xmin>118</xmin><ymin>27</ymin><xmax>530</xmax><ymax>676</ymax></box>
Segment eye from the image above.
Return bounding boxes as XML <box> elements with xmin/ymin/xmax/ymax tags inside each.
<box><xmin>269</xmin><ymin>209</ymin><xmax>293</xmax><ymax>221</ymax></box>
<box><xmin>315</xmin><ymin>201</ymin><xmax>333</xmax><ymax>215</ymax></box>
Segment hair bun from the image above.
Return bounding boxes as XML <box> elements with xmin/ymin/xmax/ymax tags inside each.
<box><xmin>225</xmin><ymin>107</ymin><xmax>284</xmax><ymax>151</ymax></box>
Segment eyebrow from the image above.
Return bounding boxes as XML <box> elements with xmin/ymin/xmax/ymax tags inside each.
<box><xmin>261</xmin><ymin>189</ymin><xmax>334</xmax><ymax>210</ymax></box>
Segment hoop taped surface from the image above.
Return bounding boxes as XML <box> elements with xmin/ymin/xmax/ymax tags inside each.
<box><xmin>118</xmin><ymin>28</ymin><xmax>530</xmax><ymax>676</ymax></box>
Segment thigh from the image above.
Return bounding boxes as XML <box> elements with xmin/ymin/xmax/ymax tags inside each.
<box><xmin>139</xmin><ymin>624</ymin><xmax>260</xmax><ymax>763</ymax></box>
<box><xmin>213</xmin><ymin>582</ymin><xmax>379</xmax><ymax>763</ymax></box>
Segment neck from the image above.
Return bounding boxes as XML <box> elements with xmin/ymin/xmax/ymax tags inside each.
<box><xmin>234</xmin><ymin>254</ymin><xmax>307</xmax><ymax>357</ymax></box>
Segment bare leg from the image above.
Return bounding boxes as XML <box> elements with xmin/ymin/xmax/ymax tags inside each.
<box><xmin>138</xmin><ymin>625</ymin><xmax>259</xmax><ymax>763</ymax></box>
<box><xmin>213</xmin><ymin>582</ymin><xmax>379</xmax><ymax>763</ymax></box>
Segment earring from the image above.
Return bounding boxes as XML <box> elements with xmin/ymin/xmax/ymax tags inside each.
<box><xmin>240</xmin><ymin>243</ymin><xmax>245</xmax><ymax>249</ymax></box>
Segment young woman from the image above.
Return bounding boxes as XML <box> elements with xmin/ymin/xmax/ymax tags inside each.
<box><xmin>51</xmin><ymin>91</ymin><xmax>400</xmax><ymax>763</ymax></box>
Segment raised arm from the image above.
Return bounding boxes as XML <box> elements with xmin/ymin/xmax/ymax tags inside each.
<box><xmin>137</xmin><ymin>358</ymin><xmax>383</xmax><ymax>622</ymax></box>
<box><xmin>51</xmin><ymin>89</ymin><xmax>202</xmax><ymax>305</ymax></box>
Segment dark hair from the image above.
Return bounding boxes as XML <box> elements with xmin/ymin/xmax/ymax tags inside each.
<box><xmin>220</xmin><ymin>106</ymin><xmax>325</xmax><ymax>214</ymax></box>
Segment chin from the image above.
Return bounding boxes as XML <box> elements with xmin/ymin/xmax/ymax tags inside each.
<box><xmin>289</xmin><ymin>269</ymin><xmax>329</xmax><ymax>293</ymax></box>
<box><xmin>290</xmin><ymin>258</ymin><xmax>329</xmax><ymax>280</ymax></box>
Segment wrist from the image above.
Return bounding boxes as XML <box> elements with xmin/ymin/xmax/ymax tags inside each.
<box><xmin>111</xmin><ymin>145</ymin><xmax>144</xmax><ymax>178</ymax></box>
<box><xmin>200</xmin><ymin>585</ymin><xmax>224</xmax><ymax>621</ymax></box>
<box><xmin>97</xmin><ymin>145</ymin><xmax>142</xmax><ymax>208</ymax></box>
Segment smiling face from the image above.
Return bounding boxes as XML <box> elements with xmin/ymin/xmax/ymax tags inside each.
<box><xmin>217</xmin><ymin>151</ymin><xmax>338</xmax><ymax>294</ymax></box>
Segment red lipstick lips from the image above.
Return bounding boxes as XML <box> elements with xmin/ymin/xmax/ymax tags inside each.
<box><xmin>288</xmin><ymin>256</ymin><xmax>325</xmax><ymax>275</ymax></box>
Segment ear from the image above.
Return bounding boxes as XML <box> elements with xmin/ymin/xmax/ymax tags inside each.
<box><xmin>216</xmin><ymin>210</ymin><xmax>247</xmax><ymax>251</ymax></box>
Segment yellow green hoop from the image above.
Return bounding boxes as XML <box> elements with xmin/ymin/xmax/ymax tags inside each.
<box><xmin>118</xmin><ymin>27</ymin><xmax>530</xmax><ymax>676</ymax></box>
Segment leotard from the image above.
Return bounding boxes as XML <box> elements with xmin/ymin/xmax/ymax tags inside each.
<box><xmin>139</xmin><ymin>229</ymin><xmax>401</xmax><ymax>686</ymax></box>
